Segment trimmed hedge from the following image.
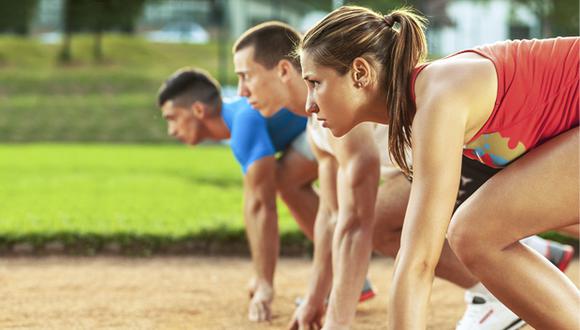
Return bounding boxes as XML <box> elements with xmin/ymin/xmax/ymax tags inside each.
<box><xmin>0</xmin><ymin>230</ymin><xmax>313</xmax><ymax>257</ymax></box>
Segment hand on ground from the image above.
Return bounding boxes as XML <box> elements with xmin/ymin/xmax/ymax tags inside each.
<box><xmin>288</xmin><ymin>297</ymin><xmax>325</xmax><ymax>330</ymax></box>
<box><xmin>248</xmin><ymin>282</ymin><xmax>274</xmax><ymax>322</ymax></box>
<box><xmin>248</xmin><ymin>277</ymin><xmax>258</xmax><ymax>298</ymax></box>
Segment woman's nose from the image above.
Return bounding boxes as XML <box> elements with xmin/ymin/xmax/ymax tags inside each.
<box><xmin>305</xmin><ymin>95</ymin><xmax>319</xmax><ymax>115</ymax></box>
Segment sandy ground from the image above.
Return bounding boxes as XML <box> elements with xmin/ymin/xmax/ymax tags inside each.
<box><xmin>0</xmin><ymin>256</ymin><xmax>577</xmax><ymax>329</ymax></box>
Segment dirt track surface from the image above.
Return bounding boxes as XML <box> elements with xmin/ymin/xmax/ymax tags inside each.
<box><xmin>0</xmin><ymin>256</ymin><xmax>577</xmax><ymax>329</ymax></box>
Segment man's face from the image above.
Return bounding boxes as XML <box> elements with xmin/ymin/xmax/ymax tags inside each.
<box><xmin>161</xmin><ymin>101</ymin><xmax>209</xmax><ymax>145</ymax></box>
<box><xmin>234</xmin><ymin>46</ymin><xmax>286</xmax><ymax>114</ymax></box>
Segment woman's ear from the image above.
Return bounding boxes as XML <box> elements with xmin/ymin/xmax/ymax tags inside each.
<box><xmin>351</xmin><ymin>57</ymin><xmax>374</xmax><ymax>88</ymax></box>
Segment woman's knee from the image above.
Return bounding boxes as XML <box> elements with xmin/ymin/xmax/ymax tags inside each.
<box><xmin>447</xmin><ymin>206</ymin><xmax>491</xmax><ymax>268</ymax></box>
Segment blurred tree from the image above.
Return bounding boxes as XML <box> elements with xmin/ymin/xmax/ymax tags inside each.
<box><xmin>209</xmin><ymin>0</ymin><xmax>229</xmax><ymax>84</ymax></box>
<box><xmin>549</xmin><ymin>0</ymin><xmax>579</xmax><ymax>37</ymax></box>
<box><xmin>59</xmin><ymin>0</ymin><xmax>147</xmax><ymax>63</ymax></box>
<box><xmin>479</xmin><ymin>0</ymin><xmax>578</xmax><ymax>38</ymax></box>
<box><xmin>511</xmin><ymin>0</ymin><xmax>551</xmax><ymax>36</ymax></box>
<box><xmin>0</xmin><ymin>0</ymin><xmax>38</xmax><ymax>35</ymax></box>
<box><xmin>332</xmin><ymin>0</ymin><xmax>579</xmax><ymax>37</ymax></box>
<box><xmin>344</xmin><ymin>0</ymin><xmax>453</xmax><ymax>28</ymax></box>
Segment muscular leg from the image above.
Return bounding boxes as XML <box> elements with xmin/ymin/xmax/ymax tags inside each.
<box><xmin>448</xmin><ymin>127</ymin><xmax>580</xmax><ymax>329</ymax></box>
<box><xmin>557</xmin><ymin>224</ymin><xmax>580</xmax><ymax>237</ymax></box>
<box><xmin>372</xmin><ymin>169</ymin><xmax>479</xmax><ymax>289</ymax></box>
<box><xmin>276</xmin><ymin>147</ymin><xmax>319</xmax><ymax>240</ymax></box>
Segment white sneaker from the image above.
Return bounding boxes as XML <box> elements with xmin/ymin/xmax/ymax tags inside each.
<box><xmin>456</xmin><ymin>290</ymin><xmax>526</xmax><ymax>330</ymax></box>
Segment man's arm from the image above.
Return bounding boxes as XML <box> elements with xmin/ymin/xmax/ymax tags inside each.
<box><xmin>243</xmin><ymin>155</ymin><xmax>279</xmax><ymax>322</ymax></box>
<box><xmin>324</xmin><ymin>123</ymin><xmax>381</xmax><ymax>329</ymax></box>
<box><xmin>289</xmin><ymin>138</ymin><xmax>339</xmax><ymax>330</ymax></box>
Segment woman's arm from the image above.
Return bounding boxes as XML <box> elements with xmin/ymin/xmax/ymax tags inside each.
<box><xmin>387</xmin><ymin>89</ymin><xmax>468</xmax><ymax>329</ymax></box>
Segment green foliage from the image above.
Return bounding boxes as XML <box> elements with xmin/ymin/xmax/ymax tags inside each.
<box><xmin>549</xmin><ymin>0</ymin><xmax>579</xmax><ymax>37</ymax></box>
<box><xmin>0</xmin><ymin>0</ymin><xmax>38</xmax><ymax>35</ymax></box>
<box><xmin>489</xmin><ymin>0</ymin><xmax>578</xmax><ymax>37</ymax></box>
<box><xmin>62</xmin><ymin>0</ymin><xmax>147</xmax><ymax>33</ymax></box>
<box><xmin>343</xmin><ymin>0</ymin><xmax>402</xmax><ymax>12</ymax></box>
<box><xmin>59</xmin><ymin>0</ymin><xmax>148</xmax><ymax>62</ymax></box>
<box><xmin>0</xmin><ymin>144</ymin><xmax>303</xmax><ymax>254</ymax></box>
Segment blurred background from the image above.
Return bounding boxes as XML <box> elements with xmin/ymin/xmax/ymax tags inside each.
<box><xmin>0</xmin><ymin>0</ymin><xmax>577</xmax><ymax>256</ymax></box>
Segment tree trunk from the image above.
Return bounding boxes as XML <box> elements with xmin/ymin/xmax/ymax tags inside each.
<box><xmin>93</xmin><ymin>28</ymin><xmax>103</xmax><ymax>62</ymax></box>
<box><xmin>58</xmin><ymin>31</ymin><xmax>72</xmax><ymax>64</ymax></box>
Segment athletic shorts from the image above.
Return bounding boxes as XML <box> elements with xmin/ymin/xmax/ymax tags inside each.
<box><xmin>455</xmin><ymin>156</ymin><xmax>501</xmax><ymax>210</ymax></box>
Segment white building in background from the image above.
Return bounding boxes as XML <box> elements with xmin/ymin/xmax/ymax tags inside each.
<box><xmin>140</xmin><ymin>0</ymin><xmax>312</xmax><ymax>38</ymax></box>
<box><xmin>30</xmin><ymin>0</ymin><xmax>542</xmax><ymax>53</ymax></box>
<box><xmin>32</xmin><ymin>0</ymin><xmax>63</xmax><ymax>32</ymax></box>
<box><xmin>429</xmin><ymin>0</ymin><xmax>540</xmax><ymax>55</ymax></box>
<box><xmin>227</xmin><ymin>0</ymin><xmax>306</xmax><ymax>37</ymax></box>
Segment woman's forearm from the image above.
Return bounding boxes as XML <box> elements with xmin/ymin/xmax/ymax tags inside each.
<box><xmin>388</xmin><ymin>256</ymin><xmax>437</xmax><ymax>329</ymax></box>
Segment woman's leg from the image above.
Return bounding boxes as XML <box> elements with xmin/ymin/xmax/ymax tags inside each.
<box><xmin>372</xmin><ymin>169</ymin><xmax>479</xmax><ymax>288</ymax></box>
<box><xmin>448</xmin><ymin>127</ymin><xmax>580</xmax><ymax>329</ymax></box>
<box><xmin>557</xmin><ymin>224</ymin><xmax>580</xmax><ymax>237</ymax></box>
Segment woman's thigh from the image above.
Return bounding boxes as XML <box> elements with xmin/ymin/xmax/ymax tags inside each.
<box><xmin>451</xmin><ymin>127</ymin><xmax>579</xmax><ymax>248</ymax></box>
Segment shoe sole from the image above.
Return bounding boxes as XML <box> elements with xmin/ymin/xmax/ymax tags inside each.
<box><xmin>294</xmin><ymin>289</ymin><xmax>376</xmax><ymax>307</ymax></box>
<box><xmin>358</xmin><ymin>289</ymin><xmax>375</xmax><ymax>303</ymax></box>
<box><xmin>556</xmin><ymin>247</ymin><xmax>575</xmax><ymax>272</ymax></box>
<box><xmin>503</xmin><ymin>318</ymin><xmax>526</xmax><ymax>330</ymax></box>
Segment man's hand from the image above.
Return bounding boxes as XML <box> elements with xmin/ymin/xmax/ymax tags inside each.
<box><xmin>288</xmin><ymin>298</ymin><xmax>325</xmax><ymax>330</ymax></box>
<box><xmin>248</xmin><ymin>281</ymin><xmax>274</xmax><ymax>322</ymax></box>
<box><xmin>321</xmin><ymin>323</ymin><xmax>350</xmax><ymax>330</ymax></box>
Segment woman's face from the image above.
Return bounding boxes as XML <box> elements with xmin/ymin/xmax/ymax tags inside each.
<box><xmin>300</xmin><ymin>51</ymin><xmax>365</xmax><ymax>137</ymax></box>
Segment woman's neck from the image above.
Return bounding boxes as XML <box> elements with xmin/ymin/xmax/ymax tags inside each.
<box><xmin>365</xmin><ymin>90</ymin><xmax>389</xmax><ymax>124</ymax></box>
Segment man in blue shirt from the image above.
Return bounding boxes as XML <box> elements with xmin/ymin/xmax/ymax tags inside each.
<box><xmin>157</xmin><ymin>67</ymin><xmax>319</xmax><ymax>321</ymax></box>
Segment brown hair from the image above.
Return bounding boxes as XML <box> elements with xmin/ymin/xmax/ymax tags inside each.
<box><xmin>300</xmin><ymin>6</ymin><xmax>428</xmax><ymax>176</ymax></box>
<box><xmin>233</xmin><ymin>21</ymin><xmax>302</xmax><ymax>71</ymax></box>
<box><xmin>157</xmin><ymin>67</ymin><xmax>222</xmax><ymax>116</ymax></box>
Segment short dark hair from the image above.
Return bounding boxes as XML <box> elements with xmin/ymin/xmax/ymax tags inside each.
<box><xmin>157</xmin><ymin>67</ymin><xmax>222</xmax><ymax>113</ymax></box>
<box><xmin>233</xmin><ymin>21</ymin><xmax>301</xmax><ymax>71</ymax></box>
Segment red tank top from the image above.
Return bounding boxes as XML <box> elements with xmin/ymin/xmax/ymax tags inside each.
<box><xmin>411</xmin><ymin>37</ymin><xmax>579</xmax><ymax>168</ymax></box>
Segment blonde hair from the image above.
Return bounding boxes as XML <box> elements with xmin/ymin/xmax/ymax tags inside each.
<box><xmin>300</xmin><ymin>6</ymin><xmax>428</xmax><ymax>176</ymax></box>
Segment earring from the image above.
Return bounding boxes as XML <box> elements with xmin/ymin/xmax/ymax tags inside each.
<box><xmin>355</xmin><ymin>81</ymin><xmax>363</xmax><ymax>88</ymax></box>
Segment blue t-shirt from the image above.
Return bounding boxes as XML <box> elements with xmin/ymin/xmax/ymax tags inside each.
<box><xmin>221</xmin><ymin>98</ymin><xmax>307</xmax><ymax>173</ymax></box>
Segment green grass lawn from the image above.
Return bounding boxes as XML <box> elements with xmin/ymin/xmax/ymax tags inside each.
<box><xmin>0</xmin><ymin>144</ymin><xmax>303</xmax><ymax>253</ymax></box>
<box><xmin>0</xmin><ymin>35</ymin><xmax>237</xmax><ymax>143</ymax></box>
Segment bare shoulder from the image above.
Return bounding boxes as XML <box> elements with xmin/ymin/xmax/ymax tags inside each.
<box><xmin>413</xmin><ymin>53</ymin><xmax>497</xmax><ymax>141</ymax></box>
<box><xmin>416</xmin><ymin>54</ymin><xmax>496</xmax><ymax>103</ymax></box>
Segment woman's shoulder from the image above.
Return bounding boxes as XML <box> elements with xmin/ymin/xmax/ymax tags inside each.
<box><xmin>413</xmin><ymin>53</ymin><xmax>498</xmax><ymax>142</ymax></box>
<box><xmin>414</xmin><ymin>53</ymin><xmax>497</xmax><ymax>108</ymax></box>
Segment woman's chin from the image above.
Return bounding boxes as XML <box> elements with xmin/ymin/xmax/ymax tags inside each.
<box><xmin>329</xmin><ymin>125</ymin><xmax>348</xmax><ymax>138</ymax></box>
